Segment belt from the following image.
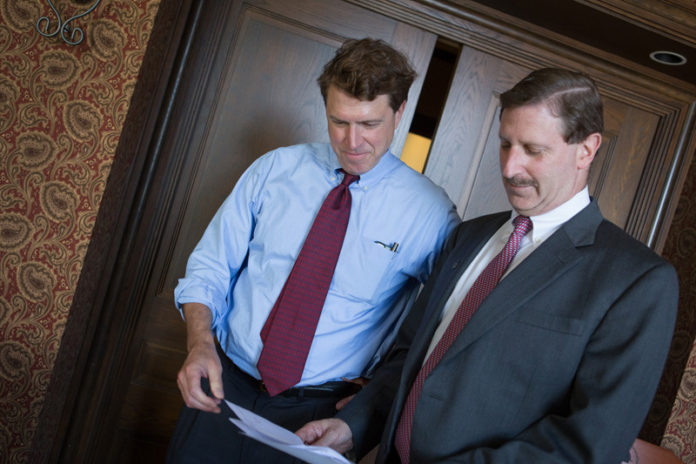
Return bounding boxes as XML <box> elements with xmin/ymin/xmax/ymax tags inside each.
<box><xmin>231</xmin><ymin>362</ymin><xmax>361</xmax><ymax>399</ymax></box>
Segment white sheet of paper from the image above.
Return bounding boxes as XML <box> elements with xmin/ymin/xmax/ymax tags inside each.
<box><xmin>225</xmin><ymin>400</ymin><xmax>353</xmax><ymax>464</ymax></box>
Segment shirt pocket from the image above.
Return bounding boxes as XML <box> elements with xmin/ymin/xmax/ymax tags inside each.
<box><xmin>331</xmin><ymin>235</ymin><xmax>398</xmax><ymax>302</ymax></box>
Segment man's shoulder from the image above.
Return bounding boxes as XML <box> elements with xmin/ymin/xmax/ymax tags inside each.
<box><xmin>557</xmin><ymin>205</ymin><xmax>675</xmax><ymax>284</ymax></box>
<box><xmin>249</xmin><ymin>143</ymin><xmax>332</xmax><ymax>175</ymax></box>
<box><xmin>385</xmin><ymin>159</ymin><xmax>454</xmax><ymax>205</ymax></box>
<box><xmin>260</xmin><ymin>142</ymin><xmax>329</xmax><ymax>162</ymax></box>
<box><xmin>595</xmin><ymin>219</ymin><xmax>672</xmax><ymax>268</ymax></box>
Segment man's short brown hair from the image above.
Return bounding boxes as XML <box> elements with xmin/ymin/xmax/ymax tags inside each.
<box><xmin>500</xmin><ymin>68</ymin><xmax>604</xmax><ymax>144</ymax></box>
<box><xmin>318</xmin><ymin>38</ymin><xmax>416</xmax><ymax>112</ymax></box>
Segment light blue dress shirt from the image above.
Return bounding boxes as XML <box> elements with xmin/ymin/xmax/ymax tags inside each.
<box><xmin>174</xmin><ymin>143</ymin><xmax>459</xmax><ymax>386</ymax></box>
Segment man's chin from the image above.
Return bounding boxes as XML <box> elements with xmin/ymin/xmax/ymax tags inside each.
<box><xmin>507</xmin><ymin>198</ymin><xmax>535</xmax><ymax>216</ymax></box>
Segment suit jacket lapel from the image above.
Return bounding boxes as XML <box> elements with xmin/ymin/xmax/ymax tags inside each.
<box><xmin>437</xmin><ymin>200</ymin><xmax>603</xmax><ymax>366</ymax></box>
<box><xmin>405</xmin><ymin>212</ymin><xmax>511</xmax><ymax>373</ymax></box>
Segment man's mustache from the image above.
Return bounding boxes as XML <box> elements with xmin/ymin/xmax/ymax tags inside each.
<box><xmin>503</xmin><ymin>176</ymin><xmax>537</xmax><ymax>188</ymax></box>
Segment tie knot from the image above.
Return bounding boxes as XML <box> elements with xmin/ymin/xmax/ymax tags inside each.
<box><xmin>512</xmin><ymin>215</ymin><xmax>532</xmax><ymax>236</ymax></box>
<box><xmin>339</xmin><ymin>170</ymin><xmax>360</xmax><ymax>186</ymax></box>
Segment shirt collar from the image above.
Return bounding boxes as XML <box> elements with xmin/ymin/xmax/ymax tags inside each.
<box><xmin>509</xmin><ymin>186</ymin><xmax>591</xmax><ymax>244</ymax></box>
<box><xmin>327</xmin><ymin>147</ymin><xmax>400</xmax><ymax>188</ymax></box>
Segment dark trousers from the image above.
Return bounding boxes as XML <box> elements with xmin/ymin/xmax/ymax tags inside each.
<box><xmin>166</xmin><ymin>349</ymin><xmax>344</xmax><ymax>463</ymax></box>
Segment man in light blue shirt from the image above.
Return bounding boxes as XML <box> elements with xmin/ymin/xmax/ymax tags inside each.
<box><xmin>166</xmin><ymin>38</ymin><xmax>459</xmax><ymax>463</ymax></box>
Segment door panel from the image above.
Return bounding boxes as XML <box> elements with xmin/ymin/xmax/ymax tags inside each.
<box><xmin>109</xmin><ymin>0</ymin><xmax>436</xmax><ymax>460</ymax></box>
<box><xmin>591</xmin><ymin>99</ymin><xmax>659</xmax><ymax>228</ymax></box>
<box><xmin>424</xmin><ymin>47</ymin><xmax>530</xmax><ymax>219</ymax></box>
<box><xmin>425</xmin><ymin>45</ymin><xmax>661</xmax><ymax>228</ymax></box>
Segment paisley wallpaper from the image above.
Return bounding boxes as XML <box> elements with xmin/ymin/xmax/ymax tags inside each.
<box><xmin>663</xmin><ymin>338</ymin><xmax>696</xmax><ymax>462</ymax></box>
<box><xmin>0</xmin><ymin>0</ymin><xmax>160</xmax><ymax>462</ymax></box>
<box><xmin>660</xmin><ymin>149</ymin><xmax>696</xmax><ymax>462</ymax></box>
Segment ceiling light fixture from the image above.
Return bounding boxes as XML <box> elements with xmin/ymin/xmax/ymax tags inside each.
<box><xmin>649</xmin><ymin>51</ymin><xmax>687</xmax><ymax>66</ymax></box>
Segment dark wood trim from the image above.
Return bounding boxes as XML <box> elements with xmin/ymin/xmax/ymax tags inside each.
<box><xmin>649</xmin><ymin>102</ymin><xmax>696</xmax><ymax>250</ymax></box>
<box><xmin>38</xmin><ymin>0</ymin><xmax>247</xmax><ymax>460</ymax></box>
<box><xmin>30</xmin><ymin>0</ymin><xmax>193</xmax><ymax>461</ymax></box>
<box><xmin>82</xmin><ymin>2</ymin><xmax>244</xmax><ymax>459</ymax></box>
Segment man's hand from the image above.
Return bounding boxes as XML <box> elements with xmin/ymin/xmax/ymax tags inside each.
<box><xmin>177</xmin><ymin>341</ymin><xmax>224</xmax><ymax>413</ymax></box>
<box><xmin>177</xmin><ymin>303</ymin><xmax>224</xmax><ymax>413</ymax></box>
<box><xmin>295</xmin><ymin>418</ymin><xmax>354</xmax><ymax>454</ymax></box>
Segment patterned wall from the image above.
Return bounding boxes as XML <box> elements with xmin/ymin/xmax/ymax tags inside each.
<box><xmin>661</xmin><ymin>150</ymin><xmax>696</xmax><ymax>462</ymax></box>
<box><xmin>663</xmin><ymin>338</ymin><xmax>696</xmax><ymax>462</ymax></box>
<box><xmin>0</xmin><ymin>1</ymin><xmax>160</xmax><ymax>462</ymax></box>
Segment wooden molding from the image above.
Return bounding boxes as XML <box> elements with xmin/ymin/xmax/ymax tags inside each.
<box><xmin>578</xmin><ymin>0</ymin><xmax>696</xmax><ymax>48</ymax></box>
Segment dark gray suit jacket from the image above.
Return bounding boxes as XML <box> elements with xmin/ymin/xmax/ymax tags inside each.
<box><xmin>338</xmin><ymin>200</ymin><xmax>678</xmax><ymax>463</ymax></box>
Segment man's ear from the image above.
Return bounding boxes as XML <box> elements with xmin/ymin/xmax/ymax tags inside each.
<box><xmin>577</xmin><ymin>132</ymin><xmax>602</xmax><ymax>170</ymax></box>
<box><xmin>394</xmin><ymin>100</ymin><xmax>407</xmax><ymax>127</ymax></box>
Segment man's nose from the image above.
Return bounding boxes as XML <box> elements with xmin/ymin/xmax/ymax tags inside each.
<box><xmin>347</xmin><ymin>125</ymin><xmax>362</xmax><ymax>149</ymax></box>
<box><xmin>500</xmin><ymin>146</ymin><xmax>523</xmax><ymax>177</ymax></box>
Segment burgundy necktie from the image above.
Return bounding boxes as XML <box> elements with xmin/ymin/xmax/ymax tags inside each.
<box><xmin>257</xmin><ymin>170</ymin><xmax>359</xmax><ymax>396</ymax></box>
<box><xmin>394</xmin><ymin>216</ymin><xmax>532</xmax><ymax>463</ymax></box>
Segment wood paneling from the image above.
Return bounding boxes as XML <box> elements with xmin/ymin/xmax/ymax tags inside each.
<box><xmin>580</xmin><ymin>0</ymin><xmax>696</xmax><ymax>47</ymax></box>
<box><xmin>423</xmin><ymin>46</ymin><xmax>529</xmax><ymax>218</ymax></box>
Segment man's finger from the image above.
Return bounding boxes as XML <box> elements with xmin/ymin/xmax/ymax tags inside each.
<box><xmin>189</xmin><ymin>384</ymin><xmax>222</xmax><ymax>413</ymax></box>
<box><xmin>209</xmin><ymin>372</ymin><xmax>224</xmax><ymax>401</ymax></box>
<box><xmin>295</xmin><ymin>422</ymin><xmax>321</xmax><ymax>444</ymax></box>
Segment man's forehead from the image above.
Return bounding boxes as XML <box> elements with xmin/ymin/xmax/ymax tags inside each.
<box><xmin>499</xmin><ymin>108</ymin><xmax>569</xmax><ymax>148</ymax></box>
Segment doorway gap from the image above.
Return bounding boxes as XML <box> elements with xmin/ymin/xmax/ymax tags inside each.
<box><xmin>401</xmin><ymin>38</ymin><xmax>460</xmax><ymax>173</ymax></box>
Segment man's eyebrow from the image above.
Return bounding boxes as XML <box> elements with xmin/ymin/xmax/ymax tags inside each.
<box><xmin>498</xmin><ymin>135</ymin><xmax>549</xmax><ymax>147</ymax></box>
<box><xmin>329</xmin><ymin>116</ymin><xmax>383</xmax><ymax>125</ymax></box>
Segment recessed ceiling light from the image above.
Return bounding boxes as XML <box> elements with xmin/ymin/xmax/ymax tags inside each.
<box><xmin>649</xmin><ymin>51</ymin><xmax>687</xmax><ymax>66</ymax></box>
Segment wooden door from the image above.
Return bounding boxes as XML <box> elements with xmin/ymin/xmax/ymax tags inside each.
<box><xmin>424</xmin><ymin>45</ymin><xmax>660</xmax><ymax>228</ymax></box>
<box><xmin>88</xmin><ymin>0</ymin><xmax>437</xmax><ymax>461</ymax></box>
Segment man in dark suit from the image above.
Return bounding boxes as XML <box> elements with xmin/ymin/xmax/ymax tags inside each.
<box><xmin>296</xmin><ymin>68</ymin><xmax>679</xmax><ymax>463</ymax></box>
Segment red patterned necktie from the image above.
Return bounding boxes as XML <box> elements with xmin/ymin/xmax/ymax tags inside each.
<box><xmin>394</xmin><ymin>215</ymin><xmax>533</xmax><ymax>463</ymax></box>
<box><xmin>257</xmin><ymin>170</ymin><xmax>359</xmax><ymax>396</ymax></box>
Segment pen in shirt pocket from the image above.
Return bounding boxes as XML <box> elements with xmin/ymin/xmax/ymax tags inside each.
<box><xmin>374</xmin><ymin>240</ymin><xmax>399</xmax><ymax>254</ymax></box>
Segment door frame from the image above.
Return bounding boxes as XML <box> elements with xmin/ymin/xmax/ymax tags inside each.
<box><xmin>31</xmin><ymin>0</ymin><xmax>204</xmax><ymax>461</ymax></box>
